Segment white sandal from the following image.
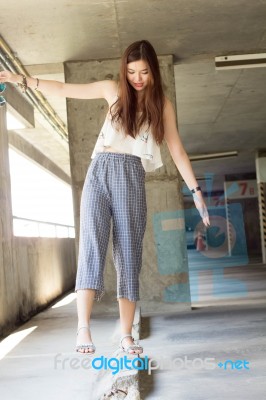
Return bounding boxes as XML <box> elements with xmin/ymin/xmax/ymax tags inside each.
<box><xmin>76</xmin><ymin>326</ymin><xmax>96</xmax><ymax>354</ymax></box>
<box><xmin>119</xmin><ymin>334</ymin><xmax>143</xmax><ymax>355</ymax></box>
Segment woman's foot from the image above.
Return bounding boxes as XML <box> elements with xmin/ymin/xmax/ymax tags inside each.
<box><xmin>76</xmin><ymin>326</ymin><xmax>96</xmax><ymax>354</ymax></box>
<box><xmin>120</xmin><ymin>334</ymin><xmax>143</xmax><ymax>355</ymax></box>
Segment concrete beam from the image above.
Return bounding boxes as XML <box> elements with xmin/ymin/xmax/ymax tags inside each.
<box><xmin>25</xmin><ymin>63</ymin><xmax>64</xmax><ymax>75</ymax></box>
<box><xmin>5</xmin><ymin>85</ymin><xmax>34</xmax><ymax>129</ymax></box>
<box><xmin>8</xmin><ymin>130</ymin><xmax>71</xmax><ymax>184</ymax></box>
<box><xmin>95</xmin><ymin>307</ymin><xmax>142</xmax><ymax>400</ymax></box>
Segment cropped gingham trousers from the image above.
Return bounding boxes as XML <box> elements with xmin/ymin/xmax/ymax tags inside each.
<box><xmin>75</xmin><ymin>152</ymin><xmax>147</xmax><ymax>302</ymax></box>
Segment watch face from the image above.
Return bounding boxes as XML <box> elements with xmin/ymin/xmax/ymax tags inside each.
<box><xmin>0</xmin><ymin>83</ymin><xmax>6</xmax><ymax>93</ymax></box>
<box><xmin>192</xmin><ymin>186</ymin><xmax>201</xmax><ymax>193</ymax></box>
<box><xmin>0</xmin><ymin>83</ymin><xmax>6</xmax><ymax>107</ymax></box>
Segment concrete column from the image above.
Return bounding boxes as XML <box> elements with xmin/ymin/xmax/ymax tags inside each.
<box><xmin>65</xmin><ymin>55</ymin><xmax>191</xmax><ymax>311</ymax></box>
<box><xmin>0</xmin><ymin>106</ymin><xmax>17</xmax><ymax>336</ymax></box>
<box><xmin>256</xmin><ymin>150</ymin><xmax>266</xmax><ymax>263</ymax></box>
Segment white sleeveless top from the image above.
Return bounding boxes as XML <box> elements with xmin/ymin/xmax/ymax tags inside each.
<box><xmin>91</xmin><ymin>95</ymin><xmax>163</xmax><ymax>172</ymax></box>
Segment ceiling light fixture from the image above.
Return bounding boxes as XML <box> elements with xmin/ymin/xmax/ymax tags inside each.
<box><xmin>215</xmin><ymin>53</ymin><xmax>266</xmax><ymax>70</ymax></box>
<box><xmin>189</xmin><ymin>151</ymin><xmax>238</xmax><ymax>161</ymax></box>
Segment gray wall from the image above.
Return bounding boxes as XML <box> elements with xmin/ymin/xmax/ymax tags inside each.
<box><xmin>0</xmin><ymin>237</ymin><xmax>76</xmax><ymax>338</ymax></box>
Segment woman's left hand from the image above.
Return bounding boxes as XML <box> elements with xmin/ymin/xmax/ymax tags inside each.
<box><xmin>193</xmin><ymin>192</ymin><xmax>210</xmax><ymax>227</ymax></box>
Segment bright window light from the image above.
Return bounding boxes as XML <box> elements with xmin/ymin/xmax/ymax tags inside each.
<box><xmin>6</xmin><ymin>110</ymin><xmax>27</xmax><ymax>130</ymax></box>
<box><xmin>0</xmin><ymin>326</ymin><xmax>37</xmax><ymax>360</ymax></box>
<box><xmin>9</xmin><ymin>148</ymin><xmax>74</xmax><ymax>237</ymax></box>
<box><xmin>52</xmin><ymin>293</ymin><xmax>77</xmax><ymax>309</ymax></box>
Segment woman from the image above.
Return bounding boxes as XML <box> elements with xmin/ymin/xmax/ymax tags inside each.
<box><xmin>0</xmin><ymin>40</ymin><xmax>210</xmax><ymax>356</ymax></box>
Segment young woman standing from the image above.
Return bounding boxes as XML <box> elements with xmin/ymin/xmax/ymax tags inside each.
<box><xmin>0</xmin><ymin>40</ymin><xmax>210</xmax><ymax>356</ymax></box>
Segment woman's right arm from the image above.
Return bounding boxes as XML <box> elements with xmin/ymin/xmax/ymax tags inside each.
<box><xmin>0</xmin><ymin>70</ymin><xmax>116</xmax><ymax>100</ymax></box>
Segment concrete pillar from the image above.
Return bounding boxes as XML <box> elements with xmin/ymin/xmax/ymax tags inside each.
<box><xmin>65</xmin><ymin>55</ymin><xmax>191</xmax><ymax>311</ymax></box>
<box><xmin>0</xmin><ymin>106</ymin><xmax>17</xmax><ymax>336</ymax></box>
<box><xmin>256</xmin><ymin>150</ymin><xmax>266</xmax><ymax>263</ymax></box>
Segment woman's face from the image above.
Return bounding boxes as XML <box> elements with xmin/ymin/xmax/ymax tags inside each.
<box><xmin>126</xmin><ymin>59</ymin><xmax>150</xmax><ymax>91</ymax></box>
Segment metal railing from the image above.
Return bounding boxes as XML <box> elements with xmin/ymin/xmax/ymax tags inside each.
<box><xmin>13</xmin><ymin>216</ymin><xmax>75</xmax><ymax>238</ymax></box>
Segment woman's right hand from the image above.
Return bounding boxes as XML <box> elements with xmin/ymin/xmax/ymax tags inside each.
<box><xmin>0</xmin><ymin>70</ymin><xmax>17</xmax><ymax>84</ymax></box>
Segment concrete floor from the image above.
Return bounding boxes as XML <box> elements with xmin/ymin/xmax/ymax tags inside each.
<box><xmin>0</xmin><ymin>297</ymin><xmax>124</xmax><ymax>400</ymax></box>
<box><xmin>189</xmin><ymin>261</ymin><xmax>266</xmax><ymax>308</ymax></box>
<box><xmin>0</xmin><ymin>263</ymin><xmax>266</xmax><ymax>400</ymax></box>
<box><xmin>139</xmin><ymin>304</ymin><xmax>266</xmax><ymax>400</ymax></box>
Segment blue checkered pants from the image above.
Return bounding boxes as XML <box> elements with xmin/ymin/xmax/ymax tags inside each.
<box><xmin>75</xmin><ymin>152</ymin><xmax>147</xmax><ymax>302</ymax></box>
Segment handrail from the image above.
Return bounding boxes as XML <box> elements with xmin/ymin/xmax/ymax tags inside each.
<box><xmin>13</xmin><ymin>216</ymin><xmax>75</xmax><ymax>238</ymax></box>
<box><xmin>13</xmin><ymin>216</ymin><xmax>74</xmax><ymax>229</ymax></box>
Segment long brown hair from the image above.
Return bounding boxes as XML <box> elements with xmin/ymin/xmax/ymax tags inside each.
<box><xmin>110</xmin><ymin>40</ymin><xmax>165</xmax><ymax>145</ymax></box>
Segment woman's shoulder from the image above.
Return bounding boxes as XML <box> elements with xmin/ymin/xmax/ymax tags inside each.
<box><xmin>105</xmin><ymin>80</ymin><xmax>119</xmax><ymax>106</ymax></box>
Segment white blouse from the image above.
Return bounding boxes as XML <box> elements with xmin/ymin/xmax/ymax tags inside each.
<box><xmin>91</xmin><ymin>96</ymin><xmax>163</xmax><ymax>172</ymax></box>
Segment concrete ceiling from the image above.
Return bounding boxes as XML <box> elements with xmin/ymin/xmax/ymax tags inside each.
<box><xmin>1</xmin><ymin>0</ymin><xmax>266</xmax><ymax>189</ymax></box>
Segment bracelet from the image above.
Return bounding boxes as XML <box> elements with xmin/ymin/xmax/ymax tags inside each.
<box><xmin>17</xmin><ymin>74</ymin><xmax>28</xmax><ymax>93</ymax></box>
<box><xmin>191</xmin><ymin>186</ymin><xmax>201</xmax><ymax>194</ymax></box>
<box><xmin>34</xmin><ymin>78</ymin><xmax>39</xmax><ymax>91</ymax></box>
